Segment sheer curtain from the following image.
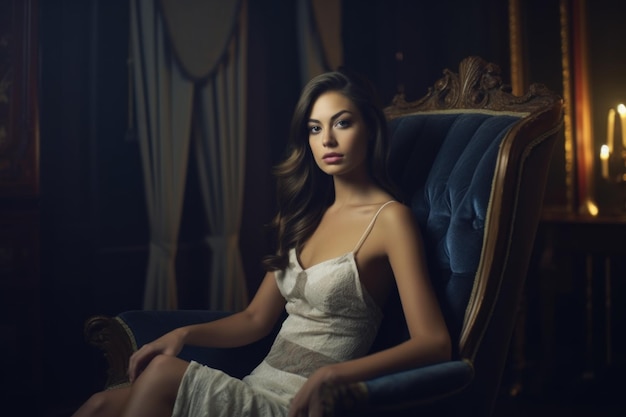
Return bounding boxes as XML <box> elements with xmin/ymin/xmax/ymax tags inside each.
<box><xmin>194</xmin><ymin>2</ymin><xmax>249</xmax><ymax>311</ymax></box>
<box><xmin>130</xmin><ymin>0</ymin><xmax>194</xmax><ymax>310</ymax></box>
<box><xmin>131</xmin><ymin>0</ymin><xmax>247</xmax><ymax>310</ymax></box>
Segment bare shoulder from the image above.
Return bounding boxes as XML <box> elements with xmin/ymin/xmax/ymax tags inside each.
<box><xmin>378</xmin><ymin>201</ymin><xmax>417</xmax><ymax>228</ymax></box>
<box><xmin>376</xmin><ymin>201</ymin><xmax>423</xmax><ymax>248</ymax></box>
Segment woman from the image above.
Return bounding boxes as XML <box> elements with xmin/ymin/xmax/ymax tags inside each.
<box><xmin>72</xmin><ymin>70</ymin><xmax>451</xmax><ymax>417</ymax></box>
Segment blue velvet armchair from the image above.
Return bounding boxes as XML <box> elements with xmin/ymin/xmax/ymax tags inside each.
<box><xmin>84</xmin><ymin>56</ymin><xmax>563</xmax><ymax>416</ymax></box>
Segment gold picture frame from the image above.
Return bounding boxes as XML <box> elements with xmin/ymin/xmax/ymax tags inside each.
<box><xmin>509</xmin><ymin>0</ymin><xmax>595</xmax><ymax>214</ymax></box>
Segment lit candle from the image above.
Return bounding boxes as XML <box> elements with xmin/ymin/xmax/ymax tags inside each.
<box><xmin>608</xmin><ymin>108</ymin><xmax>616</xmax><ymax>153</ymax></box>
<box><xmin>618</xmin><ymin>103</ymin><xmax>626</xmax><ymax>148</ymax></box>
<box><xmin>600</xmin><ymin>144</ymin><xmax>610</xmax><ymax>179</ymax></box>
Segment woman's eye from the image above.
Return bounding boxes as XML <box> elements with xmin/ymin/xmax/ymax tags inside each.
<box><xmin>309</xmin><ymin>125</ymin><xmax>321</xmax><ymax>134</ymax></box>
<box><xmin>335</xmin><ymin>119</ymin><xmax>351</xmax><ymax>128</ymax></box>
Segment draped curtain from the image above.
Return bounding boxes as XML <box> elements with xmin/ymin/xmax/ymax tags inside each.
<box><xmin>130</xmin><ymin>1</ymin><xmax>194</xmax><ymax>310</ymax></box>
<box><xmin>296</xmin><ymin>0</ymin><xmax>343</xmax><ymax>85</ymax></box>
<box><xmin>131</xmin><ymin>0</ymin><xmax>247</xmax><ymax>310</ymax></box>
<box><xmin>194</xmin><ymin>2</ymin><xmax>248</xmax><ymax>311</ymax></box>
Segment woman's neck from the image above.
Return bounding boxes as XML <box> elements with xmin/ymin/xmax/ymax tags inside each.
<box><xmin>331</xmin><ymin>175</ymin><xmax>385</xmax><ymax>207</ymax></box>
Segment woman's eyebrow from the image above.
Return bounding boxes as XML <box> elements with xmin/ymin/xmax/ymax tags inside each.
<box><xmin>308</xmin><ymin>110</ymin><xmax>353</xmax><ymax>124</ymax></box>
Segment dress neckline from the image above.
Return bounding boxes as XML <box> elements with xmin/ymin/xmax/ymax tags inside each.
<box><xmin>288</xmin><ymin>249</ymin><xmax>383</xmax><ymax>316</ymax></box>
<box><xmin>294</xmin><ymin>200</ymin><xmax>396</xmax><ymax>271</ymax></box>
<box><xmin>292</xmin><ymin>248</ymin><xmax>353</xmax><ymax>272</ymax></box>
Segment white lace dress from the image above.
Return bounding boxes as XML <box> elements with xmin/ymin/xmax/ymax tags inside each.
<box><xmin>172</xmin><ymin>202</ymin><xmax>394</xmax><ymax>417</ymax></box>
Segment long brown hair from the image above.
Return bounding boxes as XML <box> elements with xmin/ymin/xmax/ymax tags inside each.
<box><xmin>263</xmin><ymin>69</ymin><xmax>398</xmax><ymax>271</ymax></box>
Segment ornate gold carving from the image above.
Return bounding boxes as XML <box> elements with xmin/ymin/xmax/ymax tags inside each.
<box><xmin>84</xmin><ymin>315</ymin><xmax>136</xmax><ymax>388</ymax></box>
<box><xmin>385</xmin><ymin>56</ymin><xmax>560</xmax><ymax>119</ymax></box>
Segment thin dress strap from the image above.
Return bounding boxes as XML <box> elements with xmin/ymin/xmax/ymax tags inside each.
<box><xmin>352</xmin><ymin>200</ymin><xmax>397</xmax><ymax>254</ymax></box>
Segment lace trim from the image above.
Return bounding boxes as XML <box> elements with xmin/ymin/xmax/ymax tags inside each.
<box><xmin>265</xmin><ymin>336</ymin><xmax>339</xmax><ymax>378</ymax></box>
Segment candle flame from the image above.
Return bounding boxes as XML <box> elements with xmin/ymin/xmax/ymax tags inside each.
<box><xmin>600</xmin><ymin>144</ymin><xmax>610</xmax><ymax>159</ymax></box>
<box><xmin>618</xmin><ymin>103</ymin><xmax>626</xmax><ymax>115</ymax></box>
<box><xmin>586</xmin><ymin>200</ymin><xmax>599</xmax><ymax>217</ymax></box>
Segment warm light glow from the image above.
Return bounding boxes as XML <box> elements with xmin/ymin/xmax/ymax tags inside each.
<box><xmin>600</xmin><ymin>144</ymin><xmax>610</xmax><ymax>159</ymax></box>
<box><xmin>600</xmin><ymin>144</ymin><xmax>610</xmax><ymax>179</ymax></box>
<box><xmin>620</xmin><ymin>104</ymin><xmax>626</xmax><ymax>148</ymax></box>
<box><xmin>586</xmin><ymin>200</ymin><xmax>599</xmax><ymax>217</ymax></box>
<box><xmin>608</xmin><ymin>108</ymin><xmax>616</xmax><ymax>152</ymax></box>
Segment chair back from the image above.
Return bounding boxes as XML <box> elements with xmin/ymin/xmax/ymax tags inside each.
<box><xmin>383</xmin><ymin>56</ymin><xmax>562</xmax><ymax>414</ymax></box>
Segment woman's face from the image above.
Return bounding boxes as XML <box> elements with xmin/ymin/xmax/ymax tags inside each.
<box><xmin>307</xmin><ymin>91</ymin><xmax>369</xmax><ymax>178</ymax></box>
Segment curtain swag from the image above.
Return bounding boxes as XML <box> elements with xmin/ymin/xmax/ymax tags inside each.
<box><xmin>131</xmin><ymin>0</ymin><xmax>248</xmax><ymax>311</ymax></box>
<box><xmin>159</xmin><ymin>0</ymin><xmax>242</xmax><ymax>81</ymax></box>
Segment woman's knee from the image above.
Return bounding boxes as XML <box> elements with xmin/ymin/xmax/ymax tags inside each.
<box><xmin>125</xmin><ymin>355</ymin><xmax>188</xmax><ymax>412</ymax></box>
<box><xmin>143</xmin><ymin>354</ymin><xmax>183</xmax><ymax>375</ymax></box>
<box><xmin>136</xmin><ymin>354</ymin><xmax>188</xmax><ymax>391</ymax></box>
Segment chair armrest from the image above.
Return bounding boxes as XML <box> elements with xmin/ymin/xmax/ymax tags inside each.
<box><xmin>85</xmin><ymin>315</ymin><xmax>136</xmax><ymax>388</ymax></box>
<box><xmin>85</xmin><ymin>310</ymin><xmax>280</xmax><ymax>389</ymax></box>
<box><xmin>323</xmin><ymin>359</ymin><xmax>474</xmax><ymax>416</ymax></box>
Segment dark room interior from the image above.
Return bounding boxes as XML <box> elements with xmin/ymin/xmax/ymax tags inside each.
<box><xmin>1</xmin><ymin>0</ymin><xmax>625</xmax><ymax>416</ymax></box>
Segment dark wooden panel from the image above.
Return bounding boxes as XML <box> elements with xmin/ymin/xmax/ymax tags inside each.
<box><xmin>0</xmin><ymin>0</ymin><xmax>38</xmax><ymax>198</ymax></box>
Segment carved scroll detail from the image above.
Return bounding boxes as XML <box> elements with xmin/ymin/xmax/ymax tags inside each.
<box><xmin>385</xmin><ymin>56</ymin><xmax>560</xmax><ymax>119</ymax></box>
<box><xmin>84</xmin><ymin>315</ymin><xmax>135</xmax><ymax>388</ymax></box>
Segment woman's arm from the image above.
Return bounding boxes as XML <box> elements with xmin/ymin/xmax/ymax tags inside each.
<box><xmin>330</xmin><ymin>204</ymin><xmax>451</xmax><ymax>377</ymax></box>
<box><xmin>128</xmin><ymin>272</ymin><xmax>286</xmax><ymax>382</ymax></box>
<box><xmin>289</xmin><ymin>203</ymin><xmax>451</xmax><ymax>417</ymax></box>
<box><xmin>180</xmin><ymin>271</ymin><xmax>287</xmax><ymax>348</ymax></box>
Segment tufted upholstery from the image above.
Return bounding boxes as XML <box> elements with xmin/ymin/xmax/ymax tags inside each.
<box><xmin>82</xmin><ymin>57</ymin><xmax>563</xmax><ymax>416</ymax></box>
<box><xmin>388</xmin><ymin>112</ymin><xmax>523</xmax><ymax>348</ymax></box>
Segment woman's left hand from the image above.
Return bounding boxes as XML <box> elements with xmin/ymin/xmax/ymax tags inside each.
<box><xmin>288</xmin><ymin>367</ymin><xmax>336</xmax><ymax>417</ymax></box>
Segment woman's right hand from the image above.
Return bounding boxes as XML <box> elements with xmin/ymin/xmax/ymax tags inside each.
<box><xmin>127</xmin><ymin>328</ymin><xmax>186</xmax><ymax>383</ymax></box>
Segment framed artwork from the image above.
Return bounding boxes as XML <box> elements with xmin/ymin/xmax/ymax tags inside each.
<box><xmin>0</xmin><ymin>0</ymin><xmax>38</xmax><ymax>198</ymax></box>
<box><xmin>560</xmin><ymin>0</ymin><xmax>596</xmax><ymax>215</ymax></box>
<box><xmin>508</xmin><ymin>0</ymin><xmax>605</xmax><ymax>214</ymax></box>
<box><xmin>557</xmin><ymin>0</ymin><xmax>626</xmax><ymax>215</ymax></box>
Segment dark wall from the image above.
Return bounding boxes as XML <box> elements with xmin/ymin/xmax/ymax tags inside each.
<box><xmin>39</xmin><ymin>0</ymin><xmax>144</xmax><ymax>409</ymax></box>
<box><xmin>522</xmin><ymin>0</ymin><xmax>567</xmax><ymax>209</ymax></box>
<box><xmin>343</xmin><ymin>0</ymin><xmax>510</xmax><ymax>105</ymax></box>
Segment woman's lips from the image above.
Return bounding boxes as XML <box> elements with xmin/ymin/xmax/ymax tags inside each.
<box><xmin>322</xmin><ymin>153</ymin><xmax>344</xmax><ymax>164</ymax></box>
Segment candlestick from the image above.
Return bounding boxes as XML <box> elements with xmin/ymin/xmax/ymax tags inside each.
<box><xmin>618</xmin><ymin>103</ymin><xmax>626</xmax><ymax>148</ymax></box>
<box><xmin>600</xmin><ymin>144</ymin><xmax>610</xmax><ymax>179</ymax></box>
<box><xmin>608</xmin><ymin>108</ymin><xmax>616</xmax><ymax>153</ymax></box>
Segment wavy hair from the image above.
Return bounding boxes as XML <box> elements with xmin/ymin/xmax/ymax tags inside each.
<box><xmin>263</xmin><ymin>69</ymin><xmax>399</xmax><ymax>271</ymax></box>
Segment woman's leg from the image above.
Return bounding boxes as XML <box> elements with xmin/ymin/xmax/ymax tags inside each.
<box><xmin>121</xmin><ymin>354</ymin><xmax>189</xmax><ymax>417</ymax></box>
<box><xmin>71</xmin><ymin>386</ymin><xmax>131</xmax><ymax>417</ymax></box>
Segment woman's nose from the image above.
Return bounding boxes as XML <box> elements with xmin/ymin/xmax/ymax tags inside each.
<box><xmin>322</xmin><ymin>131</ymin><xmax>337</xmax><ymax>147</ymax></box>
